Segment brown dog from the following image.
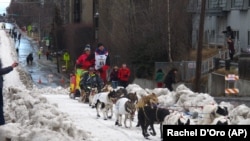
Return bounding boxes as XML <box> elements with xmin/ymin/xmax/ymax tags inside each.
<box><xmin>136</xmin><ymin>93</ymin><xmax>159</xmax><ymax>109</ymax></box>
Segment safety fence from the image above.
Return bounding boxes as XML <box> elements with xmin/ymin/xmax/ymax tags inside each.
<box><xmin>155</xmin><ymin>49</ymin><xmax>229</xmax><ymax>82</ymax></box>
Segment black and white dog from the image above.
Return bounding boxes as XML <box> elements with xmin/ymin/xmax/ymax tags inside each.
<box><xmin>198</xmin><ymin>104</ymin><xmax>229</xmax><ymax>124</ymax></box>
<box><xmin>115</xmin><ymin>97</ymin><xmax>136</xmax><ymax>128</ymax></box>
<box><xmin>92</xmin><ymin>90</ymin><xmax>117</xmax><ymax>120</ymax></box>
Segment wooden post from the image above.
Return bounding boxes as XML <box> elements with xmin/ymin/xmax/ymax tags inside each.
<box><xmin>194</xmin><ymin>0</ymin><xmax>206</xmax><ymax>92</ymax></box>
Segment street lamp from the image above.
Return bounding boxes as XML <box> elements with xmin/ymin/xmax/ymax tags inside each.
<box><xmin>39</xmin><ymin>0</ymin><xmax>44</xmax><ymax>42</ymax></box>
<box><xmin>94</xmin><ymin>12</ymin><xmax>99</xmax><ymax>42</ymax></box>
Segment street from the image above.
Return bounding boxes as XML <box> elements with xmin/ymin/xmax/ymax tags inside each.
<box><xmin>5</xmin><ymin>23</ymin><xmax>69</xmax><ymax>89</ymax></box>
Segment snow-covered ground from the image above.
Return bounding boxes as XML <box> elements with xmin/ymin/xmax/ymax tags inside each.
<box><xmin>0</xmin><ymin>23</ymin><xmax>250</xmax><ymax>141</ymax></box>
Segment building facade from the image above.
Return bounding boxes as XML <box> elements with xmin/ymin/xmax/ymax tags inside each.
<box><xmin>188</xmin><ymin>0</ymin><xmax>250</xmax><ymax>53</ymax></box>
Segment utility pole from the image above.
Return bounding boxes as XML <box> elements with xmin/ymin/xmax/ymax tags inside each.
<box><xmin>167</xmin><ymin>0</ymin><xmax>172</xmax><ymax>62</ymax></box>
<box><xmin>194</xmin><ymin>0</ymin><xmax>206</xmax><ymax>92</ymax></box>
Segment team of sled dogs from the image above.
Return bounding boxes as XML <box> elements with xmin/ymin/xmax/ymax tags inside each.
<box><xmin>72</xmin><ymin>84</ymin><xmax>229</xmax><ymax>140</ymax></box>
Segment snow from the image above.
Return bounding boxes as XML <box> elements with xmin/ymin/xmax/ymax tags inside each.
<box><xmin>0</xmin><ymin>22</ymin><xmax>250</xmax><ymax>141</ymax></box>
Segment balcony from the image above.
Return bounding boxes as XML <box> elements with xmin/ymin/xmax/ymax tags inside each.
<box><xmin>187</xmin><ymin>0</ymin><xmax>229</xmax><ymax>16</ymax></box>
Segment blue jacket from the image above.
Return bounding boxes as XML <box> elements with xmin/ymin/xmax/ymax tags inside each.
<box><xmin>0</xmin><ymin>61</ymin><xmax>13</xmax><ymax>88</ymax></box>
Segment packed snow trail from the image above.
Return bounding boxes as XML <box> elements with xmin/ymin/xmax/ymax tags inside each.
<box><xmin>43</xmin><ymin>94</ymin><xmax>161</xmax><ymax>141</ymax></box>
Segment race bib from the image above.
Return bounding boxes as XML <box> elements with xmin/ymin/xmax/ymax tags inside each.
<box><xmin>95</xmin><ymin>53</ymin><xmax>108</xmax><ymax>70</ymax></box>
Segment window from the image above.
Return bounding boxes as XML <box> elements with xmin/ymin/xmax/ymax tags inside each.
<box><xmin>248</xmin><ymin>31</ymin><xmax>250</xmax><ymax>45</ymax></box>
<box><xmin>231</xmin><ymin>0</ymin><xmax>244</xmax><ymax>8</ymax></box>
<box><xmin>211</xmin><ymin>30</ymin><xmax>215</xmax><ymax>40</ymax></box>
<box><xmin>234</xmin><ymin>30</ymin><xmax>239</xmax><ymax>40</ymax></box>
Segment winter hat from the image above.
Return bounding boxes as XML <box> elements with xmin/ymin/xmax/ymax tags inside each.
<box><xmin>114</xmin><ymin>66</ymin><xmax>118</xmax><ymax>70</ymax></box>
<box><xmin>84</xmin><ymin>44</ymin><xmax>91</xmax><ymax>51</ymax></box>
<box><xmin>89</xmin><ymin>67</ymin><xmax>95</xmax><ymax>71</ymax></box>
<box><xmin>97</xmin><ymin>42</ymin><xmax>103</xmax><ymax>47</ymax></box>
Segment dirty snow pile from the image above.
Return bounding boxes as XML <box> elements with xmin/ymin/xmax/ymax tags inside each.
<box><xmin>0</xmin><ymin>86</ymin><xmax>90</xmax><ymax>141</ymax></box>
<box><xmin>127</xmin><ymin>84</ymin><xmax>250</xmax><ymax>125</ymax></box>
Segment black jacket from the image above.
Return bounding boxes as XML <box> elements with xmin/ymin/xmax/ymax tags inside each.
<box><xmin>110</xmin><ymin>69</ymin><xmax>119</xmax><ymax>81</ymax></box>
<box><xmin>164</xmin><ymin>69</ymin><xmax>177</xmax><ymax>91</ymax></box>
<box><xmin>0</xmin><ymin>60</ymin><xmax>13</xmax><ymax>88</ymax></box>
<box><xmin>79</xmin><ymin>72</ymin><xmax>103</xmax><ymax>92</ymax></box>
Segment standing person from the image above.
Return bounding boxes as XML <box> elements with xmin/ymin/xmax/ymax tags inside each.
<box><xmin>0</xmin><ymin>59</ymin><xmax>18</xmax><ymax>125</ymax></box>
<box><xmin>94</xmin><ymin>42</ymin><xmax>110</xmax><ymax>84</ymax></box>
<box><xmin>164</xmin><ymin>68</ymin><xmax>178</xmax><ymax>91</ymax></box>
<box><xmin>45</xmin><ymin>51</ymin><xmax>50</xmax><ymax>60</ymax></box>
<box><xmin>155</xmin><ymin>68</ymin><xmax>165</xmax><ymax>88</ymax></box>
<box><xmin>13</xmin><ymin>31</ymin><xmax>17</xmax><ymax>42</ymax></box>
<box><xmin>38</xmin><ymin>49</ymin><xmax>42</xmax><ymax>59</ymax></box>
<box><xmin>18</xmin><ymin>33</ymin><xmax>21</xmax><ymax>43</ymax></box>
<box><xmin>109</xmin><ymin>66</ymin><xmax>119</xmax><ymax>89</ymax></box>
<box><xmin>118</xmin><ymin>63</ymin><xmax>131</xmax><ymax>88</ymax></box>
<box><xmin>222</xmin><ymin>26</ymin><xmax>235</xmax><ymax>40</ymax></box>
<box><xmin>76</xmin><ymin>44</ymin><xmax>94</xmax><ymax>71</ymax></box>
<box><xmin>26</xmin><ymin>53</ymin><xmax>33</xmax><ymax>65</ymax></box>
<box><xmin>227</xmin><ymin>37</ymin><xmax>235</xmax><ymax>61</ymax></box>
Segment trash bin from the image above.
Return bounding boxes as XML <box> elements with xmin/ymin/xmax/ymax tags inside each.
<box><xmin>213</xmin><ymin>58</ymin><xmax>220</xmax><ymax>70</ymax></box>
<box><xmin>225</xmin><ymin>59</ymin><xmax>231</xmax><ymax>70</ymax></box>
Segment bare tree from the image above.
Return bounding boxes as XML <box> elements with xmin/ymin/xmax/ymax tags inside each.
<box><xmin>98</xmin><ymin>0</ymin><xmax>192</xmax><ymax>79</ymax></box>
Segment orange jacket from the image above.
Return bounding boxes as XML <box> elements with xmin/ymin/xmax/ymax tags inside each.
<box><xmin>118</xmin><ymin>67</ymin><xmax>130</xmax><ymax>81</ymax></box>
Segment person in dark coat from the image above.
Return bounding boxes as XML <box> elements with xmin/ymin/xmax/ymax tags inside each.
<box><xmin>26</xmin><ymin>53</ymin><xmax>33</xmax><ymax>65</ymax></box>
<box><xmin>164</xmin><ymin>68</ymin><xmax>178</xmax><ymax>91</ymax></box>
<box><xmin>109</xmin><ymin>66</ymin><xmax>119</xmax><ymax>89</ymax></box>
<box><xmin>227</xmin><ymin>37</ymin><xmax>235</xmax><ymax>61</ymax></box>
<box><xmin>222</xmin><ymin>26</ymin><xmax>235</xmax><ymax>40</ymax></box>
<box><xmin>0</xmin><ymin>59</ymin><xmax>18</xmax><ymax>125</ymax></box>
<box><xmin>18</xmin><ymin>33</ymin><xmax>21</xmax><ymax>43</ymax></box>
<box><xmin>79</xmin><ymin>67</ymin><xmax>104</xmax><ymax>93</ymax></box>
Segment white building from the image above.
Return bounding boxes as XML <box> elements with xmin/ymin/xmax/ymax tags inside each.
<box><xmin>188</xmin><ymin>0</ymin><xmax>250</xmax><ymax>54</ymax></box>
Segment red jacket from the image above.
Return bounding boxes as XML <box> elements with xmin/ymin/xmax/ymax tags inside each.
<box><xmin>99</xmin><ymin>65</ymin><xmax>109</xmax><ymax>84</ymax></box>
<box><xmin>76</xmin><ymin>53</ymin><xmax>94</xmax><ymax>70</ymax></box>
<box><xmin>118</xmin><ymin>67</ymin><xmax>130</xmax><ymax>81</ymax></box>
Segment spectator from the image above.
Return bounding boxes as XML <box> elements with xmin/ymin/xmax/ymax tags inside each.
<box><xmin>95</xmin><ymin>43</ymin><xmax>110</xmax><ymax>84</ymax></box>
<box><xmin>18</xmin><ymin>33</ymin><xmax>21</xmax><ymax>43</ymax></box>
<box><xmin>46</xmin><ymin>51</ymin><xmax>50</xmax><ymax>60</ymax></box>
<box><xmin>13</xmin><ymin>31</ymin><xmax>17</xmax><ymax>42</ymax></box>
<box><xmin>155</xmin><ymin>68</ymin><xmax>165</xmax><ymax>88</ymax></box>
<box><xmin>118</xmin><ymin>63</ymin><xmax>131</xmax><ymax>88</ymax></box>
<box><xmin>227</xmin><ymin>37</ymin><xmax>235</xmax><ymax>61</ymax></box>
<box><xmin>0</xmin><ymin>59</ymin><xmax>18</xmax><ymax>125</ymax></box>
<box><xmin>222</xmin><ymin>26</ymin><xmax>235</xmax><ymax>40</ymax></box>
<box><xmin>109</xmin><ymin>66</ymin><xmax>119</xmax><ymax>89</ymax></box>
<box><xmin>26</xmin><ymin>53</ymin><xmax>33</xmax><ymax>65</ymax></box>
<box><xmin>38</xmin><ymin>50</ymin><xmax>42</xmax><ymax>59</ymax></box>
<box><xmin>164</xmin><ymin>68</ymin><xmax>178</xmax><ymax>91</ymax></box>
